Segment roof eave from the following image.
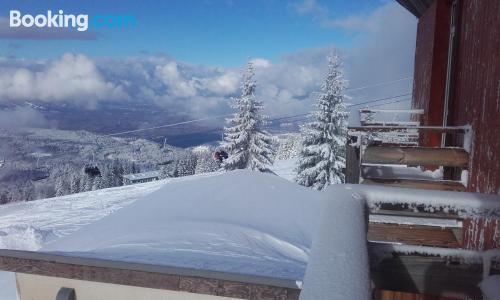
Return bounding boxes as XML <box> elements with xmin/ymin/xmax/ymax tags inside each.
<box><xmin>395</xmin><ymin>0</ymin><xmax>434</xmax><ymax>18</ymax></box>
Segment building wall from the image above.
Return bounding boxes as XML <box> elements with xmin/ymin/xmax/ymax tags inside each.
<box><xmin>450</xmin><ymin>0</ymin><xmax>500</xmax><ymax>250</ymax></box>
<box><xmin>16</xmin><ymin>273</ymin><xmax>240</xmax><ymax>300</ymax></box>
<box><xmin>411</xmin><ymin>0</ymin><xmax>451</xmax><ymax>148</ymax></box>
<box><xmin>411</xmin><ymin>0</ymin><xmax>500</xmax><ymax>250</ymax></box>
<box><xmin>448</xmin><ymin>0</ymin><xmax>500</xmax><ymax>194</ymax></box>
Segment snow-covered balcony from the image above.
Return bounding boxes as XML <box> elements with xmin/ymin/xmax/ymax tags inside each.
<box><xmin>0</xmin><ymin>170</ymin><xmax>499</xmax><ymax>299</ymax></box>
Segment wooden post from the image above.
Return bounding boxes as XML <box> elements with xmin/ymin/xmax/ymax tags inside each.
<box><xmin>345</xmin><ymin>136</ymin><xmax>360</xmax><ymax>184</ymax></box>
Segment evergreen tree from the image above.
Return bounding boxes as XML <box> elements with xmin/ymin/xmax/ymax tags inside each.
<box><xmin>92</xmin><ymin>176</ymin><xmax>103</xmax><ymax>191</ymax></box>
<box><xmin>295</xmin><ymin>53</ymin><xmax>348</xmax><ymax>190</ymax></box>
<box><xmin>55</xmin><ymin>176</ymin><xmax>69</xmax><ymax>197</ymax></box>
<box><xmin>111</xmin><ymin>159</ymin><xmax>124</xmax><ymax>186</ymax></box>
<box><xmin>70</xmin><ymin>175</ymin><xmax>80</xmax><ymax>194</ymax></box>
<box><xmin>222</xmin><ymin>61</ymin><xmax>275</xmax><ymax>172</ymax></box>
<box><xmin>194</xmin><ymin>149</ymin><xmax>219</xmax><ymax>174</ymax></box>
<box><xmin>83</xmin><ymin>175</ymin><xmax>94</xmax><ymax>192</ymax></box>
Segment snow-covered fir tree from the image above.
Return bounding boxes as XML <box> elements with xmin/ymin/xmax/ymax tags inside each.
<box><xmin>222</xmin><ymin>62</ymin><xmax>276</xmax><ymax>172</ymax></box>
<box><xmin>295</xmin><ymin>53</ymin><xmax>348</xmax><ymax>190</ymax></box>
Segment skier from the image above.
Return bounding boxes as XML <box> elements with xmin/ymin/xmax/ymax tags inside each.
<box><xmin>213</xmin><ymin>149</ymin><xmax>228</xmax><ymax>163</ymax></box>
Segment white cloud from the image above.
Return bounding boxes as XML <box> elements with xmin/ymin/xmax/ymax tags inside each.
<box><xmin>201</xmin><ymin>71</ymin><xmax>240</xmax><ymax>95</ymax></box>
<box><xmin>250</xmin><ymin>58</ymin><xmax>272</xmax><ymax>68</ymax></box>
<box><xmin>0</xmin><ymin>2</ymin><xmax>416</xmax><ymax>122</ymax></box>
<box><xmin>292</xmin><ymin>0</ymin><xmax>328</xmax><ymax>20</ymax></box>
<box><xmin>0</xmin><ymin>53</ymin><xmax>128</xmax><ymax>106</ymax></box>
<box><xmin>155</xmin><ymin>62</ymin><xmax>198</xmax><ymax>98</ymax></box>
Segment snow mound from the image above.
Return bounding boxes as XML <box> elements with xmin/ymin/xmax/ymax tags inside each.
<box><xmin>0</xmin><ymin>225</ymin><xmax>55</xmax><ymax>250</ymax></box>
<box><xmin>43</xmin><ymin>170</ymin><xmax>325</xmax><ymax>280</ymax></box>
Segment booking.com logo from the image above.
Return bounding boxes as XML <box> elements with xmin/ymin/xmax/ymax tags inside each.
<box><xmin>9</xmin><ymin>10</ymin><xmax>136</xmax><ymax>32</ymax></box>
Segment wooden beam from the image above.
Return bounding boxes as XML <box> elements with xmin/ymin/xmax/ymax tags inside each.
<box><xmin>345</xmin><ymin>138</ymin><xmax>361</xmax><ymax>184</ymax></box>
<box><xmin>370</xmin><ymin>208</ymin><xmax>460</xmax><ymax>220</ymax></box>
<box><xmin>362</xmin><ymin>146</ymin><xmax>469</xmax><ymax>167</ymax></box>
<box><xmin>368</xmin><ymin>223</ymin><xmax>460</xmax><ymax>248</ymax></box>
<box><xmin>362</xmin><ymin>178</ymin><xmax>466</xmax><ymax>191</ymax></box>
<box><xmin>0</xmin><ymin>250</ymin><xmax>300</xmax><ymax>300</ymax></box>
<box><xmin>0</xmin><ymin>248</ymin><xmax>497</xmax><ymax>299</ymax></box>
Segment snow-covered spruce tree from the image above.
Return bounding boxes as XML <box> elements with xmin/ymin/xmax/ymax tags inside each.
<box><xmin>295</xmin><ymin>53</ymin><xmax>348</xmax><ymax>190</ymax></box>
<box><xmin>222</xmin><ymin>62</ymin><xmax>276</xmax><ymax>172</ymax></box>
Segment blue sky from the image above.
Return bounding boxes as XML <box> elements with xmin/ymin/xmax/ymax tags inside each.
<box><xmin>0</xmin><ymin>0</ymin><xmax>417</xmax><ymax>123</ymax></box>
<box><xmin>0</xmin><ymin>0</ymin><xmax>386</xmax><ymax>66</ymax></box>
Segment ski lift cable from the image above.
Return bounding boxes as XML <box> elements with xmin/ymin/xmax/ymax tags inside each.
<box><xmin>41</xmin><ymin>92</ymin><xmax>413</xmax><ymax>157</ymax></box>
<box><xmin>162</xmin><ymin>97</ymin><xmax>413</xmax><ymax>142</ymax></box>
<box><xmin>268</xmin><ymin>92</ymin><xmax>412</xmax><ymax>122</ymax></box>
<box><xmin>346</xmin><ymin>76</ymin><xmax>413</xmax><ymax>93</ymax></box>
<box><xmin>12</xmin><ymin>92</ymin><xmax>413</xmax><ymax>163</ymax></box>
<box><xmin>103</xmin><ymin>114</ymin><xmax>233</xmax><ymax>137</ymax></box>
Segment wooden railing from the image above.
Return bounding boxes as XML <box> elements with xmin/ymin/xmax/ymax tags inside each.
<box><xmin>0</xmin><ymin>249</ymin><xmax>300</xmax><ymax>300</ymax></box>
<box><xmin>346</xmin><ymin>124</ymin><xmax>470</xmax><ymax>191</ymax></box>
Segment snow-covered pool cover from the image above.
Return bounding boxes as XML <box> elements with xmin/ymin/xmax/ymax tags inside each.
<box><xmin>42</xmin><ymin>170</ymin><xmax>326</xmax><ymax>281</ymax></box>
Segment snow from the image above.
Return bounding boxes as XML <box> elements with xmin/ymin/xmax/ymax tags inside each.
<box><xmin>222</xmin><ymin>62</ymin><xmax>276</xmax><ymax>172</ymax></box>
<box><xmin>369</xmin><ymin>215</ymin><xmax>461</xmax><ymax>228</ymax></box>
<box><xmin>480</xmin><ymin>275</ymin><xmax>500</xmax><ymax>300</ymax></box>
<box><xmin>0</xmin><ymin>173</ymin><xmax>216</xmax><ymax>299</ymax></box>
<box><xmin>270</xmin><ymin>158</ymin><xmax>298</xmax><ymax>181</ymax></box>
<box><xmin>300</xmin><ymin>184</ymin><xmax>370</xmax><ymax>300</ymax></box>
<box><xmin>3</xmin><ymin>169</ymin><xmax>494</xmax><ymax>298</ymax></box>
<box><xmin>296</xmin><ymin>53</ymin><xmax>348</xmax><ymax>190</ymax></box>
<box><xmin>42</xmin><ymin>170</ymin><xmax>325</xmax><ymax>281</ymax></box>
<box><xmin>0</xmin><ymin>178</ymin><xmax>174</xmax><ymax>250</ymax></box>
<box><xmin>362</xmin><ymin>164</ymin><xmax>443</xmax><ymax>180</ymax></box>
<box><xmin>122</xmin><ymin>170</ymin><xmax>161</xmax><ymax>181</ymax></box>
<box><xmin>372</xmin><ymin>243</ymin><xmax>500</xmax><ymax>278</ymax></box>
<box><xmin>353</xmin><ymin>184</ymin><xmax>500</xmax><ymax>217</ymax></box>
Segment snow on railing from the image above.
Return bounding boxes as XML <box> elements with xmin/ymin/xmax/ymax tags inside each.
<box><xmin>346</xmin><ymin>184</ymin><xmax>500</xmax><ymax>217</ymax></box>
<box><xmin>370</xmin><ymin>242</ymin><xmax>500</xmax><ymax>278</ymax></box>
<box><xmin>301</xmin><ymin>184</ymin><xmax>500</xmax><ymax>300</ymax></box>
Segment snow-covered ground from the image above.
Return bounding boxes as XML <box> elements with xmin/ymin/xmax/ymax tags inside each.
<box><xmin>42</xmin><ymin>170</ymin><xmax>324</xmax><ymax>280</ymax></box>
<box><xmin>270</xmin><ymin>158</ymin><xmax>298</xmax><ymax>181</ymax></box>
<box><xmin>0</xmin><ymin>172</ymin><xmax>218</xmax><ymax>299</ymax></box>
<box><xmin>0</xmin><ymin>170</ymin><xmax>324</xmax><ymax>299</ymax></box>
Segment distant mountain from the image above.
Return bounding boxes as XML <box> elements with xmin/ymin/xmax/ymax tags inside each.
<box><xmin>0</xmin><ymin>127</ymin><xmax>191</xmax><ymax>203</ymax></box>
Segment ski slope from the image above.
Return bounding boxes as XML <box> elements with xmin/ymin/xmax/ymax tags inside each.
<box><xmin>0</xmin><ymin>172</ymin><xmax>218</xmax><ymax>299</ymax></box>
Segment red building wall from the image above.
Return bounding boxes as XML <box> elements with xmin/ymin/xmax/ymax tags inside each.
<box><xmin>411</xmin><ymin>0</ymin><xmax>500</xmax><ymax>249</ymax></box>
<box><xmin>411</xmin><ymin>0</ymin><xmax>451</xmax><ymax>148</ymax></box>
<box><xmin>451</xmin><ymin>0</ymin><xmax>500</xmax><ymax>250</ymax></box>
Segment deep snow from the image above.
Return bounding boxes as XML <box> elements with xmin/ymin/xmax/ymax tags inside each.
<box><xmin>300</xmin><ymin>184</ymin><xmax>370</xmax><ymax>300</ymax></box>
<box><xmin>0</xmin><ymin>172</ymin><xmax>216</xmax><ymax>299</ymax></box>
<box><xmin>42</xmin><ymin>170</ymin><xmax>325</xmax><ymax>280</ymax></box>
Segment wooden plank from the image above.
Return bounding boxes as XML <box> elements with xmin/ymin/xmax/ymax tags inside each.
<box><xmin>368</xmin><ymin>223</ymin><xmax>460</xmax><ymax>248</ymax></box>
<box><xmin>370</xmin><ymin>208</ymin><xmax>460</xmax><ymax>220</ymax></box>
<box><xmin>345</xmin><ymin>139</ymin><xmax>360</xmax><ymax>184</ymax></box>
<box><xmin>362</xmin><ymin>146</ymin><xmax>468</xmax><ymax>167</ymax></box>
<box><xmin>0</xmin><ymin>250</ymin><xmax>301</xmax><ymax>300</ymax></box>
<box><xmin>362</xmin><ymin>178</ymin><xmax>466</xmax><ymax>191</ymax></box>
